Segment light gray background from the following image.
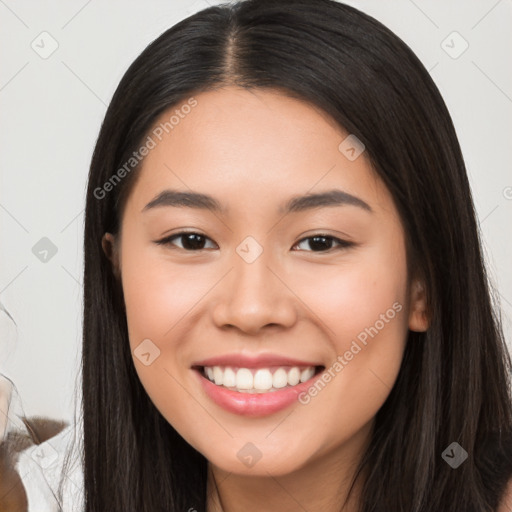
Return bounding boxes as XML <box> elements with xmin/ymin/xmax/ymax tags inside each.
<box><xmin>1</xmin><ymin>0</ymin><xmax>511</xmax><ymax>422</ymax></box>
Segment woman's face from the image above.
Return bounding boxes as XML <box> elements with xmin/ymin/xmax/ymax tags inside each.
<box><xmin>103</xmin><ymin>86</ymin><xmax>427</xmax><ymax>477</ymax></box>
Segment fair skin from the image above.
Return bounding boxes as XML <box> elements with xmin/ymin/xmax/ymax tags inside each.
<box><xmin>102</xmin><ymin>86</ymin><xmax>429</xmax><ymax>511</ymax></box>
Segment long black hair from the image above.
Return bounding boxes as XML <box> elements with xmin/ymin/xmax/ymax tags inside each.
<box><xmin>81</xmin><ymin>0</ymin><xmax>512</xmax><ymax>510</ymax></box>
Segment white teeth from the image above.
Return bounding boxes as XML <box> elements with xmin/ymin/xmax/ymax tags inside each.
<box><xmin>288</xmin><ymin>367</ymin><xmax>301</xmax><ymax>386</ymax></box>
<box><xmin>254</xmin><ymin>369</ymin><xmax>273</xmax><ymax>390</ymax></box>
<box><xmin>213</xmin><ymin>366</ymin><xmax>223</xmax><ymax>385</ymax></box>
<box><xmin>236</xmin><ymin>368</ymin><xmax>253</xmax><ymax>390</ymax></box>
<box><xmin>223</xmin><ymin>367</ymin><xmax>236</xmax><ymax>387</ymax></box>
<box><xmin>202</xmin><ymin>365</ymin><xmax>320</xmax><ymax>393</ymax></box>
<box><xmin>273</xmin><ymin>368</ymin><xmax>288</xmax><ymax>389</ymax></box>
<box><xmin>300</xmin><ymin>367</ymin><xmax>315</xmax><ymax>382</ymax></box>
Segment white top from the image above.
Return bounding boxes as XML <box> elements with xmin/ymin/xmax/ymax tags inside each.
<box><xmin>0</xmin><ymin>373</ymin><xmax>84</xmax><ymax>511</ymax></box>
<box><xmin>15</xmin><ymin>424</ymin><xmax>84</xmax><ymax>511</ymax></box>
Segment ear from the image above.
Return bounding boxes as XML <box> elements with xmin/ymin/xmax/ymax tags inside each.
<box><xmin>408</xmin><ymin>279</ymin><xmax>429</xmax><ymax>332</ymax></box>
<box><xmin>101</xmin><ymin>232</ymin><xmax>121</xmax><ymax>279</ymax></box>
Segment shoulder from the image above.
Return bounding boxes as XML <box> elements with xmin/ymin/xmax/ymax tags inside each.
<box><xmin>1</xmin><ymin>416</ymin><xmax>69</xmax><ymax>511</ymax></box>
<box><xmin>1</xmin><ymin>417</ymin><xmax>84</xmax><ymax>512</ymax></box>
<box><xmin>498</xmin><ymin>476</ymin><xmax>512</xmax><ymax>512</ymax></box>
<box><xmin>15</xmin><ymin>420</ymin><xmax>84</xmax><ymax>512</ymax></box>
<box><xmin>0</xmin><ymin>376</ymin><xmax>83</xmax><ymax>511</ymax></box>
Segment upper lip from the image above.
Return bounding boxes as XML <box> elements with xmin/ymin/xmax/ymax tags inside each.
<box><xmin>192</xmin><ymin>353</ymin><xmax>323</xmax><ymax>369</ymax></box>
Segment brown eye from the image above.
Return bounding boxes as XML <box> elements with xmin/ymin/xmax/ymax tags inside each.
<box><xmin>293</xmin><ymin>235</ymin><xmax>354</xmax><ymax>252</ymax></box>
<box><xmin>155</xmin><ymin>232</ymin><xmax>217</xmax><ymax>251</ymax></box>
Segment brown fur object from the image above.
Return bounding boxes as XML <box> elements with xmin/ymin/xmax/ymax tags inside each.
<box><xmin>0</xmin><ymin>417</ymin><xmax>68</xmax><ymax>512</ymax></box>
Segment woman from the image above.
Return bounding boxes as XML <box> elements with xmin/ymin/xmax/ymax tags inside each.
<box><xmin>4</xmin><ymin>0</ymin><xmax>512</xmax><ymax>510</ymax></box>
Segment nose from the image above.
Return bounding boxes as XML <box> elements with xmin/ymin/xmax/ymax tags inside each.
<box><xmin>211</xmin><ymin>248</ymin><xmax>298</xmax><ymax>335</ymax></box>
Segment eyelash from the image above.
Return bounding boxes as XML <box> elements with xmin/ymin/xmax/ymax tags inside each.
<box><xmin>154</xmin><ymin>231</ymin><xmax>355</xmax><ymax>253</ymax></box>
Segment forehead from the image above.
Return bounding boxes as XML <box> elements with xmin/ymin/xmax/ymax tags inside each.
<box><xmin>125</xmin><ymin>86</ymin><xmax>388</xmax><ymax>216</ymax></box>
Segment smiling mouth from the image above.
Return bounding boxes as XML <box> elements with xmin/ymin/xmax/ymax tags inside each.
<box><xmin>192</xmin><ymin>364</ymin><xmax>325</xmax><ymax>394</ymax></box>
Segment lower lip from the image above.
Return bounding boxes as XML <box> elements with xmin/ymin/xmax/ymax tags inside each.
<box><xmin>193</xmin><ymin>368</ymin><xmax>322</xmax><ymax>417</ymax></box>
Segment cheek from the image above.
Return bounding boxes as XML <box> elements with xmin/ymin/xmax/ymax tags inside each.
<box><xmin>118</xmin><ymin>235</ymin><xmax>199</xmax><ymax>382</ymax></box>
<box><xmin>121</xmin><ymin>244</ymin><xmax>210</xmax><ymax>350</ymax></box>
<box><xmin>290</xmin><ymin>237</ymin><xmax>410</xmax><ymax>421</ymax></box>
<box><xmin>307</xmin><ymin>301</ymin><xmax>408</xmax><ymax>453</ymax></box>
<box><xmin>292</xmin><ymin>239</ymin><xmax>409</xmax><ymax>348</ymax></box>
<box><xmin>119</xmin><ymin>245</ymin><xmax>210</xmax><ymax>432</ymax></box>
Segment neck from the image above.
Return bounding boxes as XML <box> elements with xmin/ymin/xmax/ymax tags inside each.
<box><xmin>206</xmin><ymin>421</ymin><xmax>372</xmax><ymax>512</ymax></box>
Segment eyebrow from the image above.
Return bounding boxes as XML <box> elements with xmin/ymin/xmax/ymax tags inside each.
<box><xmin>142</xmin><ymin>188</ymin><xmax>373</xmax><ymax>215</ymax></box>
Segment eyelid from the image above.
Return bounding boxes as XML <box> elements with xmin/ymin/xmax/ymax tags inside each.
<box><xmin>154</xmin><ymin>230</ymin><xmax>355</xmax><ymax>253</ymax></box>
<box><xmin>292</xmin><ymin>234</ymin><xmax>354</xmax><ymax>252</ymax></box>
<box><xmin>154</xmin><ymin>230</ymin><xmax>218</xmax><ymax>249</ymax></box>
